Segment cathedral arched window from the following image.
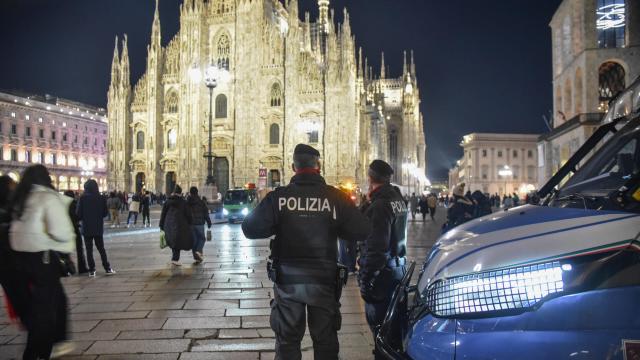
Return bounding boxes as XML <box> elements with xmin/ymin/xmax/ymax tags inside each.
<box><xmin>167</xmin><ymin>129</ymin><xmax>177</xmax><ymax>150</ymax></box>
<box><xmin>216</xmin><ymin>34</ymin><xmax>230</xmax><ymax>70</ymax></box>
<box><xmin>269</xmin><ymin>124</ymin><xmax>280</xmax><ymax>145</ymax></box>
<box><xmin>215</xmin><ymin>94</ymin><xmax>227</xmax><ymax>118</ymax></box>
<box><xmin>270</xmin><ymin>83</ymin><xmax>282</xmax><ymax>107</ymax></box>
<box><xmin>165</xmin><ymin>92</ymin><xmax>179</xmax><ymax>113</ymax></box>
<box><xmin>136</xmin><ymin>131</ymin><xmax>145</xmax><ymax>150</ymax></box>
<box><xmin>216</xmin><ymin>0</ymin><xmax>231</xmax><ymax>15</ymax></box>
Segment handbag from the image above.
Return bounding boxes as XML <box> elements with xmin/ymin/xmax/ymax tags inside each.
<box><xmin>160</xmin><ymin>230</ymin><xmax>167</xmax><ymax>249</ymax></box>
<box><xmin>206</xmin><ymin>229</ymin><xmax>212</xmax><ymax>242</ymax></box>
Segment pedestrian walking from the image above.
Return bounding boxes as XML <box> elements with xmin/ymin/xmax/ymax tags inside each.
<box><xmin>358</xmin><ymin>160</ymin><xmax>408</xmax><ymax>359</ymax></box>
<box><xmin>159</xmin><ymin>185</ymin><xmax>193</xmax><ymax>266</ymax></box>
<box><xmin>77</xmin><ymin>179</ymin><xmax>115</xmax><ymax>277</ymax></box>
<box><xmin>409</xmin><ymin>193</ymin><xmax>418</xmax><ymax>220</ymax></box>
<box><xmin>427</xmin><ymin>193</ymin><xmax>437</xmax><ymax>220</ymax></box>
<box><xmin>63</xmin><ymin>190</ymin><xmax>89</xmax><ymax>274</ymax></box>
<box><xmin>141</xmin><ymin>191</ymin><xmax>151</xmax><ymax>227</ymax></box>
<box><xmin>242</xmin><ymin>144</ymin><xmax>370</xmax><ymax>360</ymax></box>
<box><xmin>0</xmin><ymin>176</ymin><xmax>30</xmax><ymax>325</ymax></box>
<box><xmin>9</xmin><ymin>165</ymin><xmax>75</xmax><ymax>359</ymax></box>
<box><xmin>107</xmin><ymin>192</ymin><xmax>122</xmax><ymax>227</ymax></box>
<box><xmin>126</xmin><ymin>193</ymin><xmax>141</xmax><ymax>228</ymax></box>
<box><xmin>187</xmin><ymin>187</ymin><xmax>212</xmax><ymax>264</ymax></box>
<box><xmin>418</xmin><ymin>196</ymin><xmax>428</xmax><ymax>221</ymax></box>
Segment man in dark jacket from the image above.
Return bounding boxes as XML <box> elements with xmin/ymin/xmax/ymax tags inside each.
<box><xmin>77</xmin><ymin>179</ymin><xmax>114</xmax><ymax>277</ymax></box>
<box><xmin>141</xmin><ymin>191</ymin><xmax>151</xmax><ymax>227</ymax></box>
<box><xmin>159</xmin><ymin>185</ymin><xmax>193</xmax><ymax>266</ymax></box>
<box><xmin>358</xmin><ymin>160</ymin><xmax>408</xmax><ymax>358</ymax></box>
<box><xmin>242</xmin><ymin>144</ymin><xmax>370</xmax><ymax>360</ymax></box>
<box><xmin>64</xmin><ymin>191</ymin><xmax>88</xmax><ymax>274</ymax></box>
<box><xmin>187</xmin><ymin>187</ymin><xmax>212</xmax><ymax>264</ymax></box>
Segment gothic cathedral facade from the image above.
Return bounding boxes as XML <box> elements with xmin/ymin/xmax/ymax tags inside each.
<box><xmin>107</xmin><ymin>0</ymin><xmax>426</xmax><ymax>194</ymax></box>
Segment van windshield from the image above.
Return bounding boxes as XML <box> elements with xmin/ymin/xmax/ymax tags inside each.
<box><xmin>559</xmin><ymin>118</ymin><xmax>640</xmax><ymax>198</ymax></box>
<box><xmin>224</xmin><ymin>190</ymin><xmax>248</xmax><ymax>204</ymax></box>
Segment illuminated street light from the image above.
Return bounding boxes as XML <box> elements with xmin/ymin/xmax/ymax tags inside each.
<box><xmin>499</xmin><ymin>165</ymin><xmax>513</xmax><ymax>196</ymax></box>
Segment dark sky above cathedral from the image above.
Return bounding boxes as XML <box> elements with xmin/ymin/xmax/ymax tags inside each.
<box><xmin>0</xmin><ymin>0</ymin><xmax>562</xmax><ymax>180</ymax></box>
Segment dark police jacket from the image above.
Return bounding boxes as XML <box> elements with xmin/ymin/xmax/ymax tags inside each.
<box><xmin>358</xmin><ymin>183</ymin><xmax>408</xmax><ymax>284</ymax></box>
<box><xmin>242</xmin><ymin>172</ymin><xmax>370</xmax><ymax>285</ymax></box>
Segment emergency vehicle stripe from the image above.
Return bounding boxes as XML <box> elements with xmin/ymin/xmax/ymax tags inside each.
<box><xmin>506</xmin><ymin>239</ymin><xmax>636</xmax><ymax>267</ymax></box>
<box><xmin>433</xmin><ymin>214</ymin><xmax>639</xmax><ymax>278</ymax></box>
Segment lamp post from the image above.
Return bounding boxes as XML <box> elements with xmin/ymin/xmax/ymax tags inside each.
<box><xmin>203</xmin><ymin>65</ymin><xmax>219</xmax><ymax>186</ymax></box>
<box><xmin>498</xmin><ymin>165</ymin><xmax>513</xmax><ymax>196</ymax></box>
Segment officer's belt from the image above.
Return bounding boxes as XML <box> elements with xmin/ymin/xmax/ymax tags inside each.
<box><xmin>276</xmin><ymin>261</ymin><xmax>336</xmax><ymax>285</ymax></box>
<box><xmin>386</xmin><ymin>256</ymin><xmax>406</xmax><ymax>268</ymax></box>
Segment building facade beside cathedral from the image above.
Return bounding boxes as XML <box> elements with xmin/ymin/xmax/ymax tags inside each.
<box><xmin>107</xmin><ymin>0</ymin><xmax>426</xmax><ymax>195</ymax></box>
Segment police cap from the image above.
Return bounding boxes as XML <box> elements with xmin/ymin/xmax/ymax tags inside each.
<box><xmin>294</xmin><ymin>144</ymin><xmax>320</xmax><ymax>157</ymax></box>
<box><xmin>369</xmin><ymin>159</ymin><xmax>394</xmax><ymax>177</ymax></box>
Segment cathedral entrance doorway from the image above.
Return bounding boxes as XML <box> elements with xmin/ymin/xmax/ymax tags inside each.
<box><xmin>213</xmin><ymin>157</ymin><xmax>229</xmax><ymax>194</ymax></box>
<box><xmin>166</xmin><ymin>172</ymin><xmax>177</xmax><ymax>194</ymax></box>
<box><xmin>135</xmin><ymin>173</ymin><xmax>146</xmax><ymax>193</ymax></box>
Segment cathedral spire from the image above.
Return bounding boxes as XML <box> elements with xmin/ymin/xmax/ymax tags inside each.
<box><xmin>380</xmin><ymin>52</ymin><xmax>385</xmax><ymax>79</ymax></box>
<box><xmin>151</xmin><ymin>0</ymin><xmax>161</xmax><ymax>50</ymax></box>
<box><xmin>403</xmin><ymin>50</ymin><xmax>407</xmax><ymax>76</ymax></box>
<box><xmin>120</xmin><ymin>34</ymin><xmax>130</xmax><ymax>88</ymax></box>
<box><xmin>357</xmin><ymin>47</ymin><xmax>363</xmax><ymax>78</ymax></box>
<box><xmin>288</xmin><ymin>0</ymin><xmax>298</xmax><ymax>23</ymax></box>
<box><xmin>111</xmin><ymin>36</ymin><xmax>120</xmax><ymax>83</ymax></box>
<box><xmin>318</xmin><ymin>0</ymin><xmax>329</xmax><ymax>34</ymax></box>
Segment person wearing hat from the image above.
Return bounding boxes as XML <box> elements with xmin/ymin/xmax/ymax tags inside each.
<box><xmin>242</xmin><ymin>144</ymin><xmax>370</xmax><ymax>360</ymax></box>
<box><xmin>445</xmin><ymin>182</ymin><xmax>474</xmax><ymax>231</ymax></box>
<box><xmin>358</xmin><ymin>159</ymin><xmax>408</xmax><ymax>358</ymax></box>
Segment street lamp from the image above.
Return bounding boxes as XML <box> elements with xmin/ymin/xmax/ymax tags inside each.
<box><xmin>498</xmin><ymin>165</ymin><xmax>513</xmax><ymax>196</ymax></box>
<box><xmin>203</xmin><ymin>64</ymin><xmax>220</xmax><ymax>186</ymax></box>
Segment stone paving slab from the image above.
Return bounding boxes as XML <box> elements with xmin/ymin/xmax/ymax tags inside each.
<box><xmin>163</xmin><ymin>316</ymin><xmax>241</xmax><ymax>330</ymax></box>
<box><xmin>85</xmin><ymin>339</ymin><xmax>191</xmax><ymax>354</ymax></box>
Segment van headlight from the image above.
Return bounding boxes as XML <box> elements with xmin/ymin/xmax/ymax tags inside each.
<box><xmin>222</xmin><ymin>208</ymin><xmax>229</xmax><ymax>216</ymax></box>
<box><xmin>425</xmin><ymin>261</ymin><xmax>567</xmax><ymax>317</ymax></box>
<box><xmin>241</xmin><ymin>208</ymin><xmax>249</xmax><ymax>216</ymax></box>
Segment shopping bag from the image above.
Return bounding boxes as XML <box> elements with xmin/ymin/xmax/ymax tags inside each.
<box><xmin>160</xmin><ymin>230</ymin><xmax>167</xmax><ymax>249</ymax></box>
<box><xmin>206</xmin><ymin>229</ymin><xmax>212</xmax><ymax>242</ymax></box>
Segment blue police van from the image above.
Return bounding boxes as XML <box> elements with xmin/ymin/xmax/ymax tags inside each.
<box><xmin>377</xmin><ymin>77</ymin><xmax>640</xmax><ymax>360</ymax></box>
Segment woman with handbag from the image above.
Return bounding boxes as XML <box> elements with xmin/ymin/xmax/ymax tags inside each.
<box><xmin>9</xmin><ymin>165</ymin><xmax>75</xmax><ymax>359</ymax></box>
<box><xmin>159</xmin><ymin>185</ymin><xmax>193</xmax><ymax>266</ymax></box>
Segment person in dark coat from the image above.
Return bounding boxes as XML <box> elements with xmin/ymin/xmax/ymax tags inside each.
<box><xmin>0</xmin><ymin>176</ymin><xmax>30</xmax><ymax>323</ymax></box>
<box><xmin>445</xmin><ymin>183</ymin><xmax>474</xmax><ymax>231</ymax></box>
<box><xmin>471</xmin><ymin>190</ymin><xmax>492</xmax><ymax>218</ymax></box>
<box><xmin>187</xmin><ymin>187</ymin><xmax>212</xmax><ymax>264</ymax></box>
<box><xmin>159</xmin><ymin>185</ymin><xmax>193</xmax><ymax>266</ymax></box>
<box><xmin>141</xmin><ymin>191</ymin><xmax>151</xmax><ymax>227</ymax></box>
<box><xmin>77</xmin><ymin>179</ymin><xmax>114</xmax><ymax>277</ymax></box>
<box><xmin>63</xmin><ymin>190</ymin><xmax>89</xmax><ymax>274</ymax></box>
<box><xmin>418</xmin><ymin>196</ymin><xmax>428</xmax><ymax>221</ymax></box>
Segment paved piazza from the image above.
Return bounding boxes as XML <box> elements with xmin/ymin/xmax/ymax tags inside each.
<box><xmin>0</xmin><ymin>207</ymin><xmax>444</xmax><ymax>360</ymax></box>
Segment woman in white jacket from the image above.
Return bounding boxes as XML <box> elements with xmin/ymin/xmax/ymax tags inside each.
<box><xmin>10</xmin><ymin>165</ymin><xmax>75</xmax><ymax>360</ymax></box>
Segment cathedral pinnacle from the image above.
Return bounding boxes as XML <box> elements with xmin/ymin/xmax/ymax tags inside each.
<box><xmin>380</xmin><ymin>52</ymin><xmax>385</xmax><ymax>79</ymax></box>
<box><xmin>120</xmin><ymin>34</ymin><xmax>130</xmax><ymax>88</ymax></box>
<box><xmin>403</xmin><ymin>50</ymin><xmax>407</xmax><ymax>76</ymax></box>
<box><xmin>151</xmin><ymin>0</ymin><xmax>161</xmax><ymax>49</ymax></box>
<box><xmin>411</xmin><ymin>50</ymin><xmax>416</xmax><ymax>75</ymax></box>
<box><xmin>318</xmin><ymin>0</ymin><xmax>330</xmax><ymax>34</ymax></box>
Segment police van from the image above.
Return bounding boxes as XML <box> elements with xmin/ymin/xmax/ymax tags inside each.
<box><xmin>222</xmin><ymin>185</ymin><xmax>258</xmax><ymax>223</ymax></box>
<box><xmin>377</xmin><ymin>77</ymin><xmax>640</xmax><ymax>360</ymax></box>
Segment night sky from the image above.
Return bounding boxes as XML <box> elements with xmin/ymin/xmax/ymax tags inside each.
<box><xmin>0</xmin><ymin>0</ymin><xmax>562</xmax><ymax>180</ymax></box>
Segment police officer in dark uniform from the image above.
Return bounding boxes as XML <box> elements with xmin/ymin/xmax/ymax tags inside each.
<box><xmin>242</xmin><ymin>144</ymin><xmax>370</xmax><ymax>360</ymax></box>
<box><xmin>358</xmin><ymin>160</ymin><xmax>408</xmax><ymax>357</ymax></box>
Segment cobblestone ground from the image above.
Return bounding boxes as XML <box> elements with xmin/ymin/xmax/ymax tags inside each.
<box><xmin>0</xmin><ymin>207</ymin><xmax>445</xmax><ymax>360</ymax></box>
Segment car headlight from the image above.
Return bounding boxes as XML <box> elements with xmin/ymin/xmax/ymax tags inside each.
<box><xmin>425</xmin><ymin>261</ymin><xmax>566</xmax><ymax>317</ymax></box>
<box><xmin>222</xmin><ymin>208</ymin><xmax>229</xmax><ymax>216</ymax></box>
<box><xmin>241</xmin><ymin>208</ymin><xmax>249</xmax><ymax>216</ymax></box>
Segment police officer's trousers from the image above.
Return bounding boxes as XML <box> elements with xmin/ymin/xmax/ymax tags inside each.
<box><xmin>364</xmin><ymin>262</ymin><xmax>406</xmax><ymax>359</ymax></box>
<box><xmin>271</xmin><ymin>283</ymin><xmax>341</xmax><ymax>360</ymax></box>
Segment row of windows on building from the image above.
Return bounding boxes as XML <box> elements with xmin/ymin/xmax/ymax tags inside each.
<box><xmin>136</xmin><ymin>122</ymin><xmax>317</xmax><ymax>151</ymax></box>
<box><xmin>5</xmin><ymin>111</ymin><xmax>106</xmax><ymax>133</ymax></box>
<box><xmin>162</xmin><ymin>83</ymin><xmax>283</xmax><ymax>117</ymax></box>
<box><xmin>468</xmin><ymin>149</ymin><xmax>535</xmax><ymax>159</ymax></box>
<box><xmin>474</xmin><ymin>165</ymin><xmax>537</xmax><ymax>181</ymax></box>
<box><xmin>0</xmin><ymin>147</ymin><xmax>104</xmax><ymax>168</ymax></box>
<box><xmin>0</xmin><ymin>122</ymin><xmax>105</xmax><ymax>147</ymax></box>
